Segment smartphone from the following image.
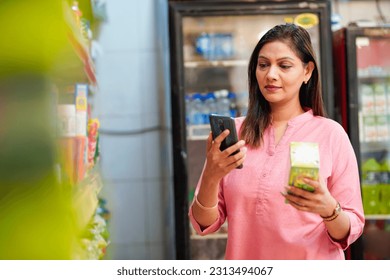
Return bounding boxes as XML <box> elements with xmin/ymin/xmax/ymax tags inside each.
<box><xmin>209</xmin><ymin>114</ymin><xmax>243</xmax><ymax>169</ymax></box>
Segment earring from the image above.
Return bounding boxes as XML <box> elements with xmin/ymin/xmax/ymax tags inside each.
<box><xmin>304</xmin><ymin>80</ymin><xmax>307</xmax><ymax>84</ymax></box>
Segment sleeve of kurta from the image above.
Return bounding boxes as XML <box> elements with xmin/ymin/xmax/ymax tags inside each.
<box><xmin>327</xmin><ymin>123</ymin><xmax>365</xmax><ymax>249</ymax></box>
<box><xmin>188</xmin><ymin>116</ymin><xmax>246</xmax><ymax>236</ymax></box>
<box><xmin>188</xmin><ymin>161</ymin><xmax>227</xmax><ymax>236</ymax></box>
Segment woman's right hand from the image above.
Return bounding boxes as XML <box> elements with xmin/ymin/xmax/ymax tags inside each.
<box><xmin>192</xmin><ymin>130</ymin><xmax>246</xmax><ymax>227</ymax></box>
<box><xmin>202</xmin><ymin>130</ymin><xmax>247</xmax><ymax>183</ymax></box>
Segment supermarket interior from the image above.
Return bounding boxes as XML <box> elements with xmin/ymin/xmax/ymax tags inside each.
<box><xmin>0</xmin><ymin>0</ymin><xmax>389</xmax><ymax>260</ymax></box>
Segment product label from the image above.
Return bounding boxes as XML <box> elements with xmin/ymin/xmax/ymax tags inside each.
<box><xmin>288</xmin><ymin>142</ymin><xmax>320</xmax><ymax>192</ymax></box>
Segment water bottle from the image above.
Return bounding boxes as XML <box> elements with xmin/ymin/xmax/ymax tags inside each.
<box><xmin>196</xmin><ymin>33</ymin><xmax>210</xmax><ymax>60</ymax></box>
<box><xmin>203</xmin><ymin>92</ymin><xmax>217</xmax><ymax>124</ymax></box>
<box><xmin>221</xmin><ymin>33</ymin><xmax>234</xmax><ymax>59</ymax></box>
<box><xmin>216</xmin><ymin>89</ymin><xmax>231</xmax><ymax>117</ymax></box>
<box><xmin>213</xmin><ymin>33</ymin><xmax>223</xmax><ymax>60</ymax></box>
<box><xmin>185</xmin><ymin>94</ymin><xmax>192</xmax><ymax>125</ymax></box>
<box><xmin>190</xmin><ymin>93</ymin><xmax>204</xmax><ymax>125</ymax></box>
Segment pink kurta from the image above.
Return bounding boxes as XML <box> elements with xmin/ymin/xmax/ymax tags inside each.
<box><xmin>189</xmin><ymin>110</ymin><xmax>365</xmax><ymax>259</ymax></box>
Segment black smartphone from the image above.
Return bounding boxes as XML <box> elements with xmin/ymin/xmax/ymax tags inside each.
<box><xmin>209</xmin><ymin>114</ymin><xmax>243</xmax><ymax>169</ymax></box>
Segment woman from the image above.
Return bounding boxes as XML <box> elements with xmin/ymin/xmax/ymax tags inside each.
<box><xmin>189</xmin><ymin>24</ymin><xmax>365</xmax><ymax>259</ymax></box>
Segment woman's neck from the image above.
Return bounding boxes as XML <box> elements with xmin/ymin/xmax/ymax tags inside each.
<box><xmin>270</xmin><ymin>105</ymin><xmax>305</xmax><ymax>145</ymax></box>
<box><xmin>270</xmin><ymin>106</ymin><xmax>305</xmax><ymax>126</ymax></box>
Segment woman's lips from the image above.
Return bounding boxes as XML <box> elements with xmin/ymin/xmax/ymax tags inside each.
<box><xmin>265</xmin><ymin>85</ymin><xmax>281</xmax><ymax>92</ymax></box>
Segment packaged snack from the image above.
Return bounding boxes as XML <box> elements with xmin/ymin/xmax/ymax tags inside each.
<box><xmin>288</xmin><ymin>142</ymin><xmax>320</xmax><ymax>192</ymax></box>
<box><xmin>87</xmin><ymin>119</ymin><xmax>100</xmax><ymax>168</ymax></box>
<box><xmin>74</xmin><ymin>83</ymin><xmax>88</xmax><ymax>137</ymax></box>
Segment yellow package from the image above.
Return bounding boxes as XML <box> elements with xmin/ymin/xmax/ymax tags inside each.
<box><xmin>288</xmin><ymin>142</ymin><xmax>319</xmax><ymax>192</ymax></box>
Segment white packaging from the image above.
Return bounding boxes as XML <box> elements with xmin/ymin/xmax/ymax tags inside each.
<box><xmin>75</xmin><ymin>84</ymin><xmax>88</xmax><ymax>136</ymax></box>
<box><xmin>373</xmin><ymin>83</ymin><xmax>387</xmax><ymax>115</ymax></box>
<box><xmin>387</xmin><ymin>83</ymin><xmax>390</xmax><ymax>109</ymax></box>
<box><xmin>363</xmin><ymin>115</ymin><xmax>377</xmax><ymax>142</ymax></box>
<box><xmin>376</xmin><ymin>115</ymin><xmax>389</xmax><ymax>141</ymax></box>
<box><xmin>58</xmin><ymin>104</ymin><xmax>76</xmax><ymax>137</ymax></box>
<box><xmin>360</xmin><ymin>84</ymin><xmax>375</xmax><ymax>115</ymax></box>
<box><xmin>76</xmin><ymin>111</ymin><xmax>87</xmax><ymax>136</ymax></box>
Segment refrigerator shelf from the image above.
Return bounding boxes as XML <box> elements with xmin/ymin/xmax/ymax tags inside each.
<box><xmin>190</xmin><ymin>233</ymin><xmax>228</xmax><ymax>240</ymax></box>
<box><xmin>359</xmin><ymin>141</ymin><xmax>390</xmax><ymax>146</ymax></box>
<box><xmin>358</xmin><ymin>74</ymin><xmax>390</xmax><ymax>80</ymax></box>
<box><xmin>184</xmin><ymin>59</ymin><xmax>247</xmax><ymax>68</ymax></box>
<box><xmin>189</xmin><ymin>221</ymin><xmax>228</xmax><ymax>240</ymax></box>
<box><xmin>359</xmin><ymin>142</ymin><xmax>390</xmax><ymax>156</ymax></box>
<box><xmin>187</xmin><ymin>124</ymin><xmax>210</xmax><ymax>140</ymax></box>
<box><xmin>365</xmin><ymin>214</ymin><xmax>390</xmax><ymax>220</ymax></box>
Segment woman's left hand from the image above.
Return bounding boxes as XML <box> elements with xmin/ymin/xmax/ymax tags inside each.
<box><xmin>281</xmin><ymin>176</ymin><xmax>337</xmax><ymax>217</ymax></box>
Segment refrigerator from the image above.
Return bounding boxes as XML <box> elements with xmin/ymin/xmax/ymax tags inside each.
<box><xmin>333</xmin><ymin>26</ymin><xmax>390</xmax><ymax>260</ymax></box>
<box><xmin>168</xmin><ymin>0</ymin><xmax>334</xmax><ymax>260</ymax></box>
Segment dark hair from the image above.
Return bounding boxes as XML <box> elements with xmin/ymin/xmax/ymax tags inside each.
<box><xmin>240</xmin><ymin>23</ymin><xmax>326</xmax><ymax>147</ymax></box>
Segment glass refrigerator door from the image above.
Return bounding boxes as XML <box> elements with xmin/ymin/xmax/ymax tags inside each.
<box><xmin>355</xmin><ymin>33</ymin><xmax>390</xmax><ymax>259</ymax></box>
<box><xmin>183</xmin><ymin>14</ymin><xmax>322</xmax><ymax>260</ymax></box>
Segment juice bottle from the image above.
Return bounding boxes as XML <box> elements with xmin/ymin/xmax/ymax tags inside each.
<box><xmin>361</xmin><ymin>158</ymin><xmax>381</xmax><ymax>215</ymax></box>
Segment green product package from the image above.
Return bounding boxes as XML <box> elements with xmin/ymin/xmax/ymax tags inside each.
<box><xmin>361</xmin><ymin>158</ymin><xmax>381</xmax><ymax>214</ymax></box>
<box><xmin>288</xmin><ymin>142</ymin><xmax>320</xmax><ymax>192</ymax></box>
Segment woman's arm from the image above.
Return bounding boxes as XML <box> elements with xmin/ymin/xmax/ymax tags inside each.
<box><xmin>282</xmin><ymin>123</ymin><xmax>364</xmax><ymax>244</ymax></box>
<box><xmin>190</xmin><ymin>131</ymin><xmax>246</xmax><ymax>228</ymax></box>
<box><xmin>191</xmin><ymin>177</ymin><xmax>220</xmax><ymax>228</ymax></box>
<box><xmin>321</xmin><ymin>201</ymin><xmax>351</xmax><ymax>241</ymax></box>
<box><xmin>282</xmin><ymin>177</ymin><xmax>352</xmax><ymax>241</ymax></box>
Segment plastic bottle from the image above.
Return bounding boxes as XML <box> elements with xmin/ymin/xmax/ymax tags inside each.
<box><xmin>216</xmin><ymin>89</ymin><xmax>231</xmax><ymax>117</ymax></box>
<box><xmin>190</xmin><ymin>93</ymin><xmax>204</xmax><ymax>125</ymax></box>
<box><xmin>208</xmin><ymin>33</ymin><xmax>216</xmax><ymax>60</ymax></box>
<box><xmin>185</xmin><ymin>94</ymin><xmax>192</xmax><ymax>125</ymax></box>
<box><xmin>221</xmin><ymin>33</ymin><xmax>234</xmax><ymax>59</ymax></box>
<box><xmin>203</xmin><ymin>92</ymin><xmax>217</xmax><ymax>124</ymax></box>
<box><xmin>196</xmin><ymin>33</ymin><xmax>210</xmax><ymax>60</ymax></box>
<box><xmin>361</xmin><ymin>158</ymin><xmax>381</xmax><ymax>215</ymax></box>
<box><xmin>214</xmin><ymin>33</ymin><xmax>223</xmax><ymax>60</ymax></box>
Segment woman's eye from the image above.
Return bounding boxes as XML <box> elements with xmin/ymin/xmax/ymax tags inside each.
<box><xmin>280</xmin><ymin>65</ymin><xmax>292</xmax><ymax>69</ymax></box>
<box><xmin>258</xmin><ymin>63</ymin><xmax>268</xmax><ymax>69</ymax></box>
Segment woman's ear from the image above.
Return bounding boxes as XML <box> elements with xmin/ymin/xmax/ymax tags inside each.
<box><xmin>304</xmin><ymin>61</ymin><xmax>315</xmax><ymax>83</ymax></box>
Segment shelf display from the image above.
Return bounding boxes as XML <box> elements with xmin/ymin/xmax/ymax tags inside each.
<box><xmin>333</xmin><ymin>26</ymin><xmax>390</xmax><ymax>259</ymax></box>
<box><xmin>0</xmin><ymin>0</ymin><xmax>107</xmax><ymax>259</ymax></box>
<box><xmin>56</xmin><ymin>0</ymin><xmax>108</xmax><ymax>260</ymax></box>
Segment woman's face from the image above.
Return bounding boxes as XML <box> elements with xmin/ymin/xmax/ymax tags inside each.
<box><xmin>256</xmin><ymin>40</ymin><xmax>313</xmax><ymax>108</ymax></box>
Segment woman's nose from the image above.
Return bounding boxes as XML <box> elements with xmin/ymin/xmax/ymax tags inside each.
<box><xmin>266</xmin><ymin>65</ymin><xmax>278</xmax><ymax>80</ymax></box>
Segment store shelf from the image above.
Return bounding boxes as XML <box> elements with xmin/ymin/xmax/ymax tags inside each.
<box><xmin>56</xmin><ymin>0</ymin><xmax>97</xmax><ymax>86</ymax></box>
<box><xmin>365</xmin><ymin>214</ymin><xmax>390</xmax><ymax>220</ymax></box>
<box><xmin>72</xmin><ymin>166</ymin><xmax>104</xmax><ymax>234</ymax></box>
<box><xmin>190</xmin><ymin>233</ymin><xmax>228</xmax><ymax>240</ymax></box>
<box><xmin>185</xmin><ymin>59</ymin><xmax>247</xmax><ymax>68</ymax></box>
<box><xmin>358</xmin><ymin>73</ymin><xmax>390</xmax><ymax>80</ymax></box>
<box><xmin>189</xmin><ymin>221</ymin><xmax>228</xmax><ymax>240</ymax></box>
<box><xmin>187</xmin><ymin>124</ymin><xmax>210</xmax><ymax>140</ymax></box>
<box><xmin>0</xmin><ymin>0</ymin><xmax>106</xmax><ymax>260</ymax></box>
